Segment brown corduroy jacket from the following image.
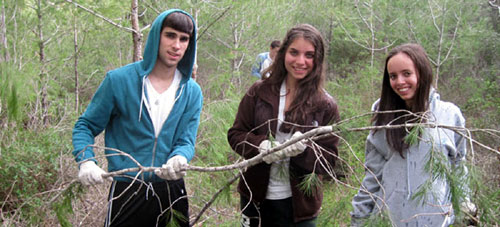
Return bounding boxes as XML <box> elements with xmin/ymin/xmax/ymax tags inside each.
<box><xmin>227</xmin><ymin>80</ymin><xmax>340</xmax><ymax>222</ymax></box>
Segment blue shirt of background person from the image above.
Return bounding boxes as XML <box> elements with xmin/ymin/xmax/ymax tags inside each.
<box><xmin>251</xmin><ymin>40</ymin><xmax>281</xmax><ymax>79</ymax></box>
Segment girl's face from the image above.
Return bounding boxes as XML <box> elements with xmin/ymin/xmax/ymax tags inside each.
<box><xmin>388</xmin><ymin>53</ymin><xmax>419</xmax><ymax>107</ymax></box>
<box><xmin>284</xmin><ymin>37</ymin><xmax>315</xmax><ymax>82</ymax></box>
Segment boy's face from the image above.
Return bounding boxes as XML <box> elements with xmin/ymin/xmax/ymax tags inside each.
<box><xmin>269</xmin><ymin>46</ymin><xmax>279</xmax><ymax>60</ymax></box>
<box><xmin>157</xmin><ymin>27</ymin><xmax>190</xmax><ymax>69</ymax></box>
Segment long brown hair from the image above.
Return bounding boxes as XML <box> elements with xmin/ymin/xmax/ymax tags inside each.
<box><xmin>374</xmin><ymin>43</ymin><xmax>433</xmax><ymax>156</ymax></box>
<box><xmin>263</xmin><ymin>24</ymin><xmax>327</xmax><ymax>132</ymax></box>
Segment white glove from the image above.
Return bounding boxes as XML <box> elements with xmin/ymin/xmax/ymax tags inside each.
<box><xmin>78</xmin><ymin>160</ymin><xmax>112</xmax><ymax>186</ymax></box>
<box><xmin>155</xmin><ymin>155</ymin><xmax>188</xmax><ymax>180</ymax></box>
<box><xmin>461</xmin><ymin>201</ymin><xmax>477</xmax><ymax>216</ymax></box>
<box><xmin>259</xmin><ymin>140</ymin><xmax>286</xmax><ymax>164</ymax></box>
<box><xmin>283</xmin><ymin>131</ymin><xmax>307</xmax><ymax>157</ymax></box>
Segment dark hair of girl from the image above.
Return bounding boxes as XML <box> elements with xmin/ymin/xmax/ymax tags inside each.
<box><xmin>263</xmin><ymin>24</ymin><xmax>327</xmax><ymax>133</ymax></box>
<box><xmin>373</xmin><ymin>43</ymin><xmax>433</xmax><ymax>156</ymax></box>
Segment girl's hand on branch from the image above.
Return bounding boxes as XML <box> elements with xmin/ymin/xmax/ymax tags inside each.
<box><xmin>283</xmin><ymin>131</ymin><xmax>307</xmax><ymax>157</ymax></box>
<box><xmin>259</xmin><ymin>140</ymin><xmax>286</xmax><ymax>164</ymax></box>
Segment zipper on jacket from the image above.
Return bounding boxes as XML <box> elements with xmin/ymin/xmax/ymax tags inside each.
<box><xmin>148</xmin><ymin>83</ymin><xmax>186</xmax><ymax>180</ymax></box>
<box><xmin>149</xmin><ymin>137</ymin><xmax>159</xmax><ymax>179</ymax></box>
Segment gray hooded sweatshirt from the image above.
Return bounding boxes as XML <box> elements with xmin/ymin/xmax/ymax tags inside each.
<box><xmin>351</xmin><ymin>90</ymin><xmax>467</xmax><ymax>227</ymax></box>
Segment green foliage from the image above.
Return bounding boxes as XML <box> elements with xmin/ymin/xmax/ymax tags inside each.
<box><xmin>457</xmin><ymin>164</ymin><xmax>500</xmax><ymax>225</ymax></box>
<box><xmin>52</xmin><ymin>182</ymin><xmax>83</xmax><ymax>227</ymax></box>
<box><xmin>404</xmin><ymin>125</ymin><xmax>424</xmax><ymax>146</ymax></box>
<box><xmin>0</xmin><ymin>68</ymin><xmax>19</xmax><ymax>122</ymax></box>
<box><xmin>297</xmin><ymin>173</ymin><xmax>321</xmax><ymax>197</ymax></box>
<box><xmin>325</xmin><ymin>66</ymin><xmax>379</xmax><ymax>177</ymax></box>
<box><xmin>458</xmin><ymin>76</ymin><xmax>500</xmax><ymax>130</ymax></box>
<box><xmin>0</xmin><ymin>63</ymin><xmax>32</xmax><ymax>124</ymax></box>
<box><xmin>186</xmin><ymin>89</ymin><xmax>240</xmax><ymax>225</ymax></box>
<box><xmin>0</xmin><ymin>127</ymin><xmax>70</xmax><ymax>224</ymax></box>
<box><xmin>165</xmin><ymin>208</ymin><xmax>188</xmax><ymax>227</ymax></box>
<box><xmin>0</xmin><ymin>0</ymin><xmax>498</xmax><ymax>225</ymax></box>
<box><xmin>317</xmin><ymin>181</ymin><xmax>354</xmax><ymax>225</ymax></box>
<box><xmin>363</xmin><ymin>211</ymin><xmax>393</xmax><ymax>227</ymax></box>
<box><xmin>475</xmin><ymin>186</ymin><xmax>500</xmax><ymax>225</ymax></box>
<box><xmin>410</xmin><ymin>136</ymin><xmax>471</xmax><ymax>223</ymax></box>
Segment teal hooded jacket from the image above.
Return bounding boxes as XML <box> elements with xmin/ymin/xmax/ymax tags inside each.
<box><xmin>72</xmin><ymin>9</ymin><xmax>203</xmax><ymax>182</ymax></box>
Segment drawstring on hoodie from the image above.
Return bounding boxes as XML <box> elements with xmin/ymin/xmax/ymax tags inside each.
<box><xmin>174</xmin><ymin>83</ymin><xmax>185</xmax><ymax>103</ymax></box>
<box><xmin>139</xmin><ymin>76</ymin><xmax>186</xmax><ymax>122</ymax></box>
<box><xmin>139</xmin><ymin>76</ymin><xmax>147</xmax><ymax>121</ymax></box>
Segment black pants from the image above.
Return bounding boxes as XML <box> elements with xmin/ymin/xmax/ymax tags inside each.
<box><xmin>240</xmin><ymin>195</ymin><xmax>316</xmax><ymax>227</ymax></box>
<box><xmin>104</xmin><ymin>179</ymin><xmax>189</xmax><ymax>227</ymax></box>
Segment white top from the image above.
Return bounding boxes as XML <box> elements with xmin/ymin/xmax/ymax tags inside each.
<box><xmin>265</xmin><ymin>79</ymin><xmax>292</xmax><ymax>200</ymax></box>
<box><xmin>145</xmin><ymin>69</ymin><xmax>182</xmax><ymax>137</ymax></box>
<box><xmin>260</xmin><ymin>57</ymin><xmax>272</xmax><ymax>78</ymax></box>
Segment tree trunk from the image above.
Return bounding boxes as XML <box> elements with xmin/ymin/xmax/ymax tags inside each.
<box><xmin>131</xmin><ymin>0</ymin><xmax>142</xmax><ymax>62</ymax></box>
<box><xmin>0</xmin><ymin>0</ymin><xmax>10</xmax><ymax>62</ymax></box>
<box><xmin>35</xmin><ymin>0</ymin><xmax>49</xmax><ymax>127</ymax></box>
<box><xmin>73</xmin><ymin>14</ymin><xmax>79</xmax><ymax>113</ymax></box>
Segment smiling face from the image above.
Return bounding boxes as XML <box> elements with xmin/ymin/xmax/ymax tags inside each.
<box><xmin>284</xmin><ymin>37</ymin><xmax>315</xmax><ymax>83</ymax></box>
<box><xmin>157</xmin><ymin>27</ymin><xmax>190</xmax><ymax>69</ymax></box>
<box><xmin>387</xmin><ymin>53</ymin><xmax>419</xmax><ymax>107</ymax></box>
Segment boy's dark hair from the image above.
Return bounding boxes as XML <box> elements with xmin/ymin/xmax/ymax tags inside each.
<box><xmin>161</xmin><ymin>12</ymin><xmax>194</xmax><ymax>36</ymax></box>
<box><xmin>270</xmin><ymin>40</ymin><xmax>281</xmax><ymax>49</ymax></box>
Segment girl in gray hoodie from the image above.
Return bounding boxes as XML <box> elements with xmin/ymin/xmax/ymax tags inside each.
<box><xmin>351</xmin><ymin>43</ymin><xmax>469</xmax><ymax>227</ymax></box>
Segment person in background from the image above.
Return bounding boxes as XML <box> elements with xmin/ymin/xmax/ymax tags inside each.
<box><xmin>251</xmin><ymin>40</ymin><xmax>281</xmax><ymax>79</ymax></box>
<box><xmin>228</xmin><ymin>24</ymin><xmax>340</xmax><ymax>226</ymax></box>
<box><xmin>350</xmin><ymin>43</ymin><xmax>472</xmax><ymax>227</ymax></box>
<box><xmin>72</xmin><ymin>9</ymin><xmax>203</xmax><ymax>227</ymax></box>
<box><xmin>260</xmin><ymin>40</ymin><xmax>281</xmax><ymax>79</ymax></box>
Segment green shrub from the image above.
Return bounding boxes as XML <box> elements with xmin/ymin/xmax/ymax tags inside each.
<box><xmin>0</xmin><ymin>127</ymin><xmax>71</xmax><ymax>224</ymax></box>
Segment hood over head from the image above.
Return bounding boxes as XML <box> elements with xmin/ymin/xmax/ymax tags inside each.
<box><xmin>137</xmin><ymin>9</ymin><xmax>197</xmax><ymax>78</ymax></box>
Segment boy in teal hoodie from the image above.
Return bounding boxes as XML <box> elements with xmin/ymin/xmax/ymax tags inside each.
<box><xmin>72</xmin><ymin>9</ymin><xmax>202</xmax><ymax>227</ymax></box>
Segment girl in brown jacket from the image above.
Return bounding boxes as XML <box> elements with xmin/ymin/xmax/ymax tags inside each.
<box><xmin>228</xmin><ymin>24</ymin><xmax>340</xmax><ymax>226</ymax></box>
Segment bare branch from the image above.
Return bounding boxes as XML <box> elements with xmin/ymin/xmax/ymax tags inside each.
<box><xmin>90</xmin><ymin>120</ymin><xmax>499</xmax><ymax>180</ymax></box>
<box><xmin>428</xmin><ymin>0</ymin><xmax>441</xmax><ymax>33</ymax></box>
<box><xmin>440</xmin><ymin>11</ymin><xmax>461</xmax><ymax>64</ymax></box>
<box><xmin>63</xmin><ymin>0</ymin><xmax>137</xmax><ymax>34</ymax></box>
<box><xmin>336</xmin><ymin>15</ymin><xmax>395</xmax><ymax>52</ymax></box>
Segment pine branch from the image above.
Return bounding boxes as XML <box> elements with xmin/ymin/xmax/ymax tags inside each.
<box><xmin>190</xmin><ymin>173</ymin><xmax>240</xmax><ymax>226</ymax></box>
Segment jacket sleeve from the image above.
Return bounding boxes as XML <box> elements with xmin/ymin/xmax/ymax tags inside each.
<box><xmin>450</xmin><ymin>107</ymin><xmax>466</xmax><ymax>167</ymax></box>
<box><xmin>290</xmin><ymin>99</ymin><xmax>340</xmax><ymax>175</ymax></box>
<box><xmin>227</xmin><ymin>88</ymin><xmax>268</xmax><ymax>159</ymax></box>
<box><xmin>449</xmin><ymin>105</ymin><xmax>470</xmax><ymax>201</ymax></box>
<box><xmin>169</xmin><ymin>83</ymin><xmax>203</xmax><ymax>162</ymax></box>
<box><xmin>72</xmin><ymin>73</ymin><xmax>116</xmax><ymax>164</ymax></box>
<box><xmin>351</xmin><ymin>137</ymin><xmax>386</xmax><ymax>222</ymax></box>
